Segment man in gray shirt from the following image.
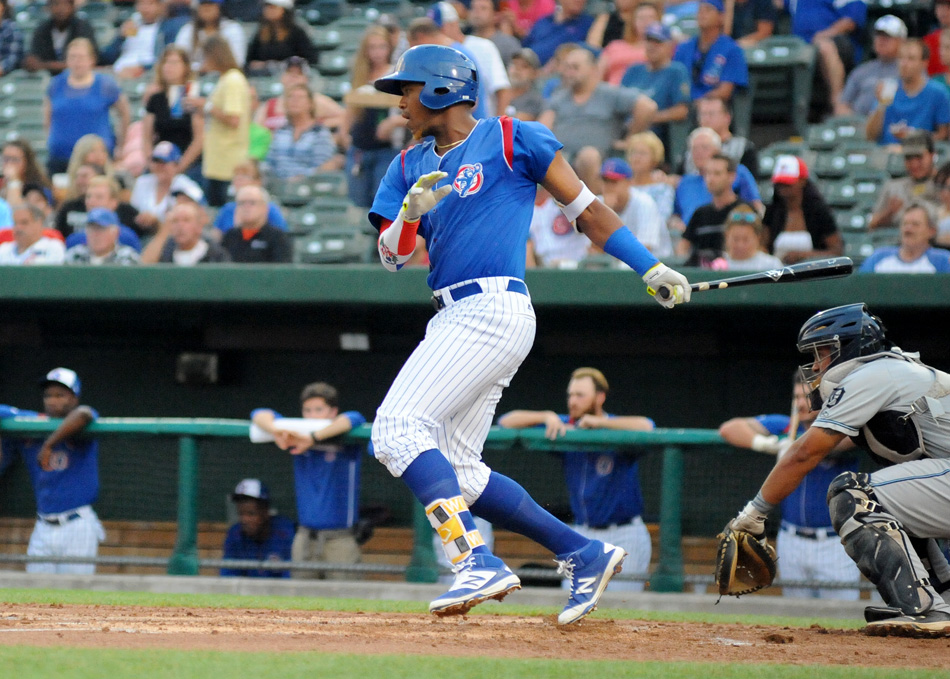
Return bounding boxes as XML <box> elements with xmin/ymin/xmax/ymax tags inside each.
<box><xmin>467</xmin><ymin>0</ymin><xmax>522</xmax><ymax>67</ymax></box>
<box><xmin>539</xmin><ymin>46</ymin><xmax>656</xmax><ymax>191</ymax></box>
<box><xmin>837</xmin><ymin>15</ymin><xmax>906</xmax><ymax>116</ymax></box>
<box><xmin>506</xmin><ymin>48</ymin><xmax>545</xmax><ymax>121</ymax></box>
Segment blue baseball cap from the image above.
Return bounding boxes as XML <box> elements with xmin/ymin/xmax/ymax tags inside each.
<box><xmin>232</xmin><ymin>478</ymin><xmax>270</xmax><ymax>502</ymax></box>
<box><xmin>600</xmin><ymin>158</ymin><xmax>633</xmax><ymax>180</ymax></box>
<box><xmin>427</xmin><ymin>1</ymin><xmax>459</xmax><ymax>27</ymax></box>
<box><xmin>702</xmin><ymin>0</ymin><xmax>725</xmax><ymax>11</ymax></box>
<box><xmin>41</xmin><ymin>368</ymin><xmax>81</xmax><ymax>397</ymax></box>
<box><xmin>645</xmin><ymin>22</ymin><xmax>672</xmax><ymax>42</ymax></box>
<box><xmin>152</xmin><ymin>141</ymin><xmax>182</xmax><ymax>163</ymax></box>
<box><xmin>85</xmin><ymin>207</ymin><xmax>120</xmax><ymax>228</ymax></box>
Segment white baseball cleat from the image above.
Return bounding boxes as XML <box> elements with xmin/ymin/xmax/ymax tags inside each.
<box><xmin>556</xmin><ymin>540</ymin><xmax>627</xmax><ymax>625</ymax></box>
<box><xmin>865</xmin><ymin>609</ymin><xmax>950</xmax><ymax>638</ymax></box>
<box><xmin>429</xmin><ymin>553</ymin><xmax>521</xmax><ymax>616</ymax></box>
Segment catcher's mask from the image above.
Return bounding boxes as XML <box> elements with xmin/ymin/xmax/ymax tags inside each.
<box><xmin>797</xmin><ymin>303</ymin><xmax>889</xmax><ymax>410</ymax></box>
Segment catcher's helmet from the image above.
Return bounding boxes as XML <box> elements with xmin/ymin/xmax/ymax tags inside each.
<box><xmin>797</xmin><ymin>303</ymin><xmax>890</xmax><ymax>408</ymax></box>
<box><xmin>374</xmin><ymin>45</ymin><xmax>478</xmax><ymax>110</ymax></box>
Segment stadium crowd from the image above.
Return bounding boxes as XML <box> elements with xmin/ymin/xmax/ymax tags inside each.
<box><xmin>0</xmin><ymin>0</ymin><xmax>944</xmax><ymax>271</ymax></box>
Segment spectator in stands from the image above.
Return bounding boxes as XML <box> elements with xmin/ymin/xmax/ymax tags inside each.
<box><xmin>933</xmin><ymin>162</ymin><xmax>950</xmax><ymax>247</ymax></box>
<box><xmin>711</xmin><ymin>204</ymin><xmax>782</xmax><ymax>270</ymax></box>
<box><xmin>429</xmin><ymin>3</ymin><xmax>512</xmax><ymax>118</ymax></box>
<box><xmin>869</xmin><ymin>131</ymin><xmax>940</xmax><ymax>231</ymax></box>
<box><xmin>143</xmin><ymin>46</ymin><xmax>204</xmax><ymax>182</ymax></box>
<box><xmin>44</xmin><ymin>38</ymin><xmax>131</xmax><ymax>176</ymax></box>
<box><xmin>593</xmin><ymin>1</ymin><xmax>656</xmax><ymax>86</ymax></box>
<box><xmin>254</xmin><ymin>57</ymin><xmax>344</xmax><ymax>134</ymax></box>
<box><xmin>835</xmin><ymin>15</ymin><xmax>905</xmax><ymax>117</ymax></box>
<box><xmin>183</xmin><ymin>36</ymin><xmax>250</xmax><ymax>207</ymax></box>
<box><xmin>599</xmin><ymin>158</ymin><xmax>671</xmax><ymax>257</ymax></box>
<box><xmin>341</xmin><ymin>26</ymin><xmax>404</xmax><ymax>208</ymax></box>
<box><xmin>262</xmin><ymin>85</ymin><xmax>342</xmax><ymax>180</ymax></box>
<box><xmin>673</xmin><ymin>127</ymin><xmax>762</xmax><ymax>227</ymax></box>
<box><xmin>676</xmin><ymin>152</ymin><xmax>746</xmax><ymax>266</ymax></box>
<box><xmin>61</xmin><ymin>176</ymin><xmax>143</xmax><ymax>253</ymax></box>
<box><xmin>585</xmin><ymin>0</ymin><xmax>634</xmax><ymax>50</ymax></box>
<box><xmin>526</xmin><ymin>185</ymin><xmax>592</xmax><ymax>267</ymax></box>
<box><xmin>935</xmin><ymin>29</ymin><xmax>950</xmax><ymax>99</ymax></box>
<box><xmin>163</xmin><ymin>0</ymin><xmax>193</xmax><ymax>45</ymax></box>
<box><xmin>684</xmin><ymin>96</ymin><xmax>757</xmax><ymax>176</ymax></box>
<box><xmin>867</xmin><ymin>39</ymin><xmax>950</xmax><ymax>146</ymax></box>
<box><xmin>498</xmin><ymin>367</ymin><xmax>655</xmax><ymax>593</ymax></box>
<box><xmin>502</xmin><ymin>0</ymin><xmax>555</xmax><ymax>40</ymax></box>
<box><xmin>468</xmin><ymin>0</ymin><xmax>521</xmax><ymax>67</ymax></box>
<box><xmin>57</xmin><ymin>165</ymin><xmax>131</xmax><ymax>237</ymax></box>
<box><xmin>223</xmin><ymin>0</ymin><xmax>263</xmax><ymax>22</ymax></box>
<box><xmin>523</xmin><ymin>0</ymin><xmax>594</xmax><ymax>67</ymax></box>
<box><xmin>763</xmin><ymin>155</ymin><xmax>842</xmax><ymax>264</ymax></box>
<box><xmin>0</xmin><ymin>368</ymin><xmax>106</xmax><ymax>574</ymax></box>
<box><xmin>626</xmin><ymin>131</ymin><xmax>674</xmax><ymax>224</ymax></box>
<box><xmin>130</xmin><ymin>142</ymin><xmax>204</xmax><ymax>234</ymax></box>
<box><xmin>23</xmin><ymin>0</ymin><xmax>97</xmax><ymax>75</ymax></box>
<box><xmin>149</xmin><ymin>201</ymin><xmax>231</xmax><ymax>264</ymax></box>
<box><xmin>251</xmin><ymin>381</ymin><xmax>367</xmax><ymax>580</ymax></box>
<box><xmin>212</xmin><ymin>159</ymin><xmax>287</xmax><ymax>233</ymax></box>
<box><xmin>730</xmin><ymin>0</ymin><xmax>776</xmax><ymax>47</ymax></box>
<box><xmin>64</xmin><ymin>207</ymin><xmax>140</xmax><ymax>265</ymax></box>
<box><xmin>719</xmin><ymin>376</ymin><xmax>862</xmax><ymax>600</ymax></box>
<box><xmin>1</xmin><ymin>140</ymin><xmax>52</xmax><ymax>208</ymax></box>
<box><xmin>22</xmin><ymin>183</ymin><xmax>57</xmax><ymax>231</ymax></box>
<box><xmin>245</xmin><ymin>0</ymin><xmax>317</xmax><ymax>76</ymax></box>
<box><xmin>175</xmin><ymin>0</ymin><xmax>246</xmax><ymax>72</ymax></box>
<box><xmin>539</xmin><ymin>46</ymin><xmax>656</xmax><ymax>191</ymax></box>
<box><xmin>505</xmin><ymin>48</ymin><xmax>545</xmax><ymax>121</ymax></box>
<box><xmin>673</xmin><ymin>0</ymin><xmax>748</xmax><ymax>101</ymax></box>
<box><xmin>620</xmin><ymin>23</ymin><xmax>690</xmax><ymax>152</ymax></box>
<box><xmin>100</xmin><ymin>0</ymin><xmax>171</xmax><ymax>79</ymax></box>
<box><xmin>221</xmin><ymin>479</ymin><xmax>295</xmax><ymax>578</ymax></box>
<box><xmin>925</xmin><ymin>0</ymin><xmax>950</xmax><ymax>76</ymax></box>
<box><xmin>222</xmin><ymin>185</ymin><xmax>291</xmax><ymax>262</ymax></box>
<box><xmin>787</xmin><ymin>0</ymin><xmax>865</xmax><ymax>115</ymax></box>
<box><xmin>63</xmin><ymin>134</ymin><xmax>116</xmax><ymax>198</ymax></box>
<box><xmin>0</xmin><ymin>204</ymin><xmax>65</xmax><ymax>264</ymax></box>
<box><xmin>0</xmin><ymin>0</ymin><xmax>25</xmax><ymax>77</ymax></box>
<box><xmin>860</xmin><ymin>201</ymin><xmax>950</xmax><ymax>273</ymax></box>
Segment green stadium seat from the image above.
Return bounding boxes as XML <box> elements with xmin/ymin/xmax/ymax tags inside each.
<box><xmin>849</xmin><ymin>169</ymin><xmax>890</xmax><ymax>203</ymax></box>
<box><xmin>835</xmin><ymin>208</ymin><xmax>870</xmax><ymax>232</ymax></box>
<box><xmin>885</xmin><ymin>152</ymin><xmax>907</xmax><ymax>178</ymax></box>
<box><xmin>274</xmin><ymin>176</ymin><xmax>349</xmax><ymax>207</ymax></box>
<box><xmin>824</xmin><ymin>115</ymin><xmax>866</xmax><ymax>143</ymax></box>
<box><xmin>871</xmin><ymin>227</ymin><xmax>901</xmax><ymax>248</ymax></box>
<box><xmin>295</xmin><ymin>225</ymin><xmax>373</xmax><ymax>264</ymax></box>
<box><xmin>757</xmin><ymin>179</ymin><xmax>774</xmax><ymax>205</ymax></box>
<box><xmin>824</xmin><ymin>180</ymin><xmax>860</xmax><ymax>209</ymax></box>
<box><xmin>744</xmin><ymin>36</ymin><xmax>815</xmax><ymax>136</ymax></box>
<box><xmin>842</xmin><ymin>231</ymin><xmax>874</xmax><ymax>263</ymax></box>
<box><xmin>317</xmin><ymin>51</ymin><xmax>351</xmax><ymax>76</ymax></box>
<box><xmin>757</xmin><ymin>141</ymin><xmax>807</xmax><ymax>180</ymax></box>
<box><xmin>77</xmin><ymin>2</ymin><xmax>116</xmax><ymax>23</ymax></box>
<box><xmin>805</xmin><ymin>125</ymin><xmax>839</xmax><ymax>152</ymax></box>
<box><xmin>302</xmin><ymin>0</ymin><xmax>345</xmax><ymax>25</ymax></box>
<box><xmin>813</xmin><ymin>143</ymin><xmax>882</xmax><ymax>179</ymax></box>
<box><xmin>321</xmin><ymin>76</ymin><xmax>351</xmax><ymax>101</ymax></box>
<box><xmin>312</xmin><ymin>28</ymin><xmax>343</xmax><ymax>51</ymax></box>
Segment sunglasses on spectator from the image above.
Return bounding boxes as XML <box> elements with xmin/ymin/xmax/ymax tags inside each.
<box><xmin>728</xmin><ymin>212</ymin><xmax>759</xmax><ymax>224</ymax></box>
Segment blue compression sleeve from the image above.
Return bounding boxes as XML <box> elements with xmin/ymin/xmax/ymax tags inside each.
<box><xmin>602</xmin><ymin>227</ymin><xmax>659</xmax><ymax>276</ymax></box>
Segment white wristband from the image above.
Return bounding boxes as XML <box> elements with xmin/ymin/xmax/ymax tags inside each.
<box><xmin>559</xmin><ymin>183</ymin><xmax>596</xmax><ymax>223</ymax></box>
<box><xmin>751</xmin><ymin>434</ymin><xmax>780</xmax><ymax>454</ymax></box>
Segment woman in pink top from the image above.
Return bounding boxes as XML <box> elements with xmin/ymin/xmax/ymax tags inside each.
<box><xmin>502</xmin><ymin>0</ymin><xmax>556</xmax><ymax>39</ymax></box>
<box><xmin>597</xmin><ymin>1</ymin><xmax>658</xmax><ymax>85</ymax></box>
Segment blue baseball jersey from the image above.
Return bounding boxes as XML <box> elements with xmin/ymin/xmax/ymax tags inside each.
<box><xmin>500</xmin><ymin>413</ymin><xmax>650</xmax><ymax>527</ymax></box>
<box><xmin>0</xmin><ymin>404</ymin><xmax>100</xmax><ymax>515</ymax></box>
<box><xmin>875</xmin><ymin>80</ymin><xmax>950</xmax><ymax>146</ymax></box>
<box><xmin>257</xmin><ymin>409</ymin><xmax>366</xmax><ymax>530</ymax></box>
<box><xmin>673</xmin><ymin>34</ymin><xmax>748</xmax><ymax>99</ymax></box>
<box><xmin>220</xmin><ymin>514</ymin><xmax>295</xmax><ymax>578</ymax></box>
<box><xmin>370</xmin><ymin>117</ymin><xmax>563</xmax><ymax>290</ymax></box>
<box><xmin>787</xmin><ymin>0</ymin><xmax>866</xmax><ymax>47</ymax></box>
<box><xmin>757</xmin><ymin>415</ymin><xmax>858</xmax><ymax>528</ymax></box>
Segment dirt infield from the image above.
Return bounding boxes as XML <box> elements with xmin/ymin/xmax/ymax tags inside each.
<box><xmin>0</xmin><ymin>603</ymin><xmax>949</xmax><ymax>668</ymax></box>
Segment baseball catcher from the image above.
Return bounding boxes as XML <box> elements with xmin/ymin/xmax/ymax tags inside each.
<box><xmin>724</xmin><ymin>303</ymin><xmax>950</xmax><ymax>637</ymax></box>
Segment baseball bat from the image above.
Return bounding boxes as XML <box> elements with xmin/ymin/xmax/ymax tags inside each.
<box><xmin>656</xmin><ymin>257</ymin><xmax>854</xmax><ymax>302</ymax></box>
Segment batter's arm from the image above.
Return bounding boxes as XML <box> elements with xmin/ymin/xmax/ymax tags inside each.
<box><xmin>540</xmin><ymin>151</ymin><xmax>624</xmax><ymax>248</ymax></box>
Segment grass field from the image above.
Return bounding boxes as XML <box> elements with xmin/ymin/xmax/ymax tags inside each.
<box><xmin>0</xmin><ymin>589</ymin><xmax>943</xmax><ymax>678</ymax></box>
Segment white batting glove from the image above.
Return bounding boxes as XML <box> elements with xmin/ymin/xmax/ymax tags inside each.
<box><xmin>642</xmin><ymin>263</ymin><xmax>691</xmax><ymax>309</ymax></box>
<box><xmin>403</xmin><ymin>170</ymin><xmax>452</xmax><ymax>222</ymax></box>
<box><xmin>728</xmin><ymin>501</ymin><xmax>768</xmax><ymax>538</ymax></box>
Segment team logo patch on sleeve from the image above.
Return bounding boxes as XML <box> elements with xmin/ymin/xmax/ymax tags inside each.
<box><xmin>826</xmin><ymin>387</ymin><xmax>845</xmax><ymax>407</ymax></box>
<box><xmin>453</xmin><ymin>163</ymin><xmax>484</xmax><ymax>197</ymax></box>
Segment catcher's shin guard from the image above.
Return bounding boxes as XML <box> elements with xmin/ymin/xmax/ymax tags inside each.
<box><xmin>828</xmin><ymin>472</ymin><xmax>937</xmax><ymax>615</ymax></box>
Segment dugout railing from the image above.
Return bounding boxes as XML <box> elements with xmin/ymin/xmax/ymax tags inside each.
<box><xmin>0</xmin><ymin>418</ymin><xmax>870</xmax><ymax>593</ymax></box>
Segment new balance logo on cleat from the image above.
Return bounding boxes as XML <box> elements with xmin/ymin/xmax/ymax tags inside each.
<box><xmin>556</xmin><ymin>541</ymin><xmax>627</xmax><ymax>625</ymax></box>
<box><xmin>429</xmin><ymin>553</ymin><xmax>521</xmax><ymax>617</ymax></box>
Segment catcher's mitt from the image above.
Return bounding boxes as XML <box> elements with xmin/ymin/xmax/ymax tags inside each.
<box><xmin>714</xmin><ymin>526</ymin><xmax>778</xmax><ymax>598</ymax></box>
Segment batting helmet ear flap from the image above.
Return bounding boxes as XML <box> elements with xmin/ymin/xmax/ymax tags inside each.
<box><xmin>375</xmin><ymin>45</ymin><xmax>479</xmax><ymax>110</ymax></box>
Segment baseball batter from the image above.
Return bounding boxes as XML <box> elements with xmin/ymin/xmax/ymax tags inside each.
<box><xmin>0</xmin><ymin>368</ymin><xmax>105</xmax><ymax>574</ymax></box>
<box><xmin>368</xmin><ymin>44</ymin><xmax>690</xmax><ymax>624</ymax></box>
<box><xmin>498</xmin><ymin>367</ymin><xmax>655</xmax><ymax>592</ymax></box>
<box><xmin>728</xmin><ymin>304</ymin><xmax>950</xmax><ymax>637</ymax></box>
<box><xmin>719</xmin><ymin>379</ymin><xmax>862</xmax><ymax>599</ymax></box>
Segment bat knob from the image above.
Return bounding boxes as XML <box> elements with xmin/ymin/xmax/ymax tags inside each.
<box><xmin>655</xmin><ymin>284</ymin><xmax>673</xmax><ymax>302</ymax></box>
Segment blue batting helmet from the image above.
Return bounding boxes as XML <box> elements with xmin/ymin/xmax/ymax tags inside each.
<box><xmin>374</xmin><ymin>44</ymin><xmax>478</xmax><ymax>110</ymax></box>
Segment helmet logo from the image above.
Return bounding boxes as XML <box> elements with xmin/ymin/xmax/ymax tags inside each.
<box><xmin>453</xmin><ymin>163</ymin><xmax>484</xmax><ymax>197</ymax></box>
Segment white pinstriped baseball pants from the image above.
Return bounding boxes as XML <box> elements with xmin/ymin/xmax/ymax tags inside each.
<box><xmin>372</xmin><ymin>277</ymin><xmax>536</xmax><ymax>505</ymax></box>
